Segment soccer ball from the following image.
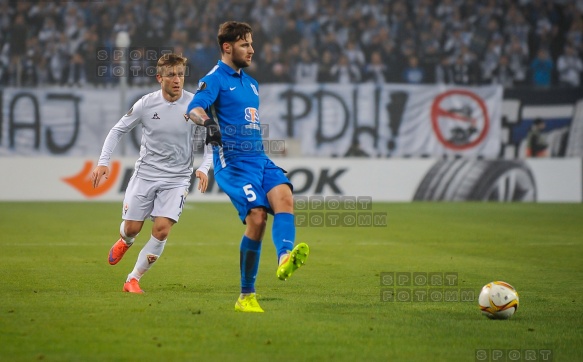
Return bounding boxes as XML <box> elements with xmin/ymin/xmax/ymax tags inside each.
<box><xmin>478</xmin><ymin>281</ymin><xmax>519</xmax><ymax>319</ymax></box>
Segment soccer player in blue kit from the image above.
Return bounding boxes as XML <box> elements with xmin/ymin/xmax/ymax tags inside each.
<box><xmin>186</xmin><ymin>21</ymin><xmax>309</xmax><ymax>312</ymax></box>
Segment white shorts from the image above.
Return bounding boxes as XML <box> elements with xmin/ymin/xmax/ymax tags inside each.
<box><xmin>122</xmin><ymin>176</ymin><xmax>189</xmax><ymax>223</ymax></box>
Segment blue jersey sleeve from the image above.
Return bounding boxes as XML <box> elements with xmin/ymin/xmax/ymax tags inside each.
<box><xmin>186</xmin><ymin>73</ymin><xmax>220</xmax><ymax>115</ymax></box>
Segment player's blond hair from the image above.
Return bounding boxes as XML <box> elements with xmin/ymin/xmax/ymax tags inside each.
<box><xmin>156</xmin><ymin>53</ymin><xmax>187</xmax><ymax>75</ymax></box>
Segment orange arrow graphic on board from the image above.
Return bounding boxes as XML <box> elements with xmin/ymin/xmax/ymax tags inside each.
<box><xmin>62</xmin><ymin>161</ymin><xmax>121</xmax><ymax>198</ymax></box>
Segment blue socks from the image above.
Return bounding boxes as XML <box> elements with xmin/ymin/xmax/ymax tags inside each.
<box><xmin>240</xmin><ymin>235</ymin><xmax>261</xmax><ymax>294</ymax></box>
<box><xmin>239</xmin><ymin>213</ymin><xmax>296</xmax><ymax>293</ymax></box>
<box><xmin>272</xmin><ymin>212</ymin><xmax>296</xmax><ymax>261</ymax></box>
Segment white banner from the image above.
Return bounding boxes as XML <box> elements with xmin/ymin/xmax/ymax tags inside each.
<box><xmin>0</xmin><ymin>88</ymin><xmax>150</xmax><ymax>157</ymax></box>
<box><xmin>261</xmin><ymin>83</ymin><xmax>502</xmax><ymax>158</ymax></box>
<box><xmin>0</xmin><ymin>84</ymin><xmax>502</xmax><ymax>158</ymax></box>
<box><xmin>0</xmin><ymin>157</ymin><xmax>579</xmax><ymax>202</ymax></box>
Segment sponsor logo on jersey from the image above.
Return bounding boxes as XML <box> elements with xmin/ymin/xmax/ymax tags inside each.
<box><xmin>245</xmin><ymin>107</ymin><xmax>259</xmax><ymax>123</ymax></box>
<box><xmin>244</xmin><ymin>107</ymin><xmax>261</xmax><ymax>131</ymax></box>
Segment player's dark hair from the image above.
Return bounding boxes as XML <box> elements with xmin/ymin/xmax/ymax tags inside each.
<box><xmin>156</xmin><ymin>53</ymin><xmax>187</xmax><ymax>74</ymax></box>
<box><xmin>217</xmin><ymin>21</ymin><xmax>252</xmax><ymax>53</ymax></box>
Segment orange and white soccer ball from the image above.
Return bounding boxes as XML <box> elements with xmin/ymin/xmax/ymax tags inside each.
<box><xmin>478</xmin><ymin>281</ymin><xmax>519</xmax><ymax>319</ymax></box>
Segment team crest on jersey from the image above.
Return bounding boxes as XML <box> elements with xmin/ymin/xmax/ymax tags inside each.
<box><xmin>125</xmin><ymin>107</ymin><xmax>133</xmax><ymax>117</ymax></box>
<box><xmin>250</xmin><ymin>84</ymin><xmax>259</xmax><ymax>96</ymax></box>
<box><xmin>152</xmin><ymin>112</ymin><xmax>160</xmax><ymax>119</ymax></box>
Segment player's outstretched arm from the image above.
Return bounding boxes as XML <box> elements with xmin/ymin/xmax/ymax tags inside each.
<box><xmin>188</xmin><ymin>107</ymin><xmax>222</xmax><ymax>146</ymax></box>
<box><xmin>91</xmin><ymin>165</ymin><xmax>110</xmax><ymax>188</ymax></box>
<box><xmin>188</xmin><ymin>107</ymin><xmax>210</xmax><ymax>126</ymax></box>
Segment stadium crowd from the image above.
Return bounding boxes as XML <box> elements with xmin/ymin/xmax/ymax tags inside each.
<box><xmin>1</xmin><ymin>0</ymin><xmax>583</xmax><ymax>88</ymax></box>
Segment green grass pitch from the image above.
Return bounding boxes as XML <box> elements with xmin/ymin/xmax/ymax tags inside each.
<box><xmin>1</xmin><ymin>202</ymin><xmax>582</xmax><ymax>361</ymax></box>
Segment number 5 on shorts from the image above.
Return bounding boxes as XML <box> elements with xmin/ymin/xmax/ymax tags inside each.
<box><xmin>243</xmin><ymin>184</ymin><xmax>257</xmax><ymax>202</ymax></box>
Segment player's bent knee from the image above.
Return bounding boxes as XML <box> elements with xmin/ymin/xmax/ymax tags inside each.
<box><xmin>124</xmin><ymin>221</ymin><xmax>143</xmax><ymax>237</ymax></box>
<box><xmin>152</xmin><ymin>226</ymin><xmax>172</xmax><ymax>241</ymax></box>
<box><xmin>268</xmin><ymin>185</ymin><xmax>294</xmax><ymax>212</ymax></box>
<box><xmin>153</xmin><ymin>231</ymin><xmax>170</xmax><ymax>241</ymax></box>
<box><xmin>246</xmin><ymin>208</ymin><xmax>267</xmax><ymax>228</ymax></box>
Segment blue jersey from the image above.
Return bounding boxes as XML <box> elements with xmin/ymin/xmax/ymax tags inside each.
<box><xmin>187</xmin><ymin>60</ymin><xmax>265</xmax><ymax>170</ymax></box>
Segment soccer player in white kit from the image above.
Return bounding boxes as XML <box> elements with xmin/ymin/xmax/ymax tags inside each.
<box><xmin>91</xmin><ymin>53</ymin><xmax>212</xmax><ymax>293</ymax></box>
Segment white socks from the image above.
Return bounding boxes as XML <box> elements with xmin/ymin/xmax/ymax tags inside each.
<box><xmin>127</xmin><ymin>235</ymin><xmax>166</xmax><ymax>282</ymax></box>
<box><xmin>120</xmin><ymin>221</ymin><xmax>136</xmax><ymax>245</ymax></box>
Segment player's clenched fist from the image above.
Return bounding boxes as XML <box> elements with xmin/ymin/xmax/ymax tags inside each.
<box><xmin>203</xmin><ymin>119</ymin><xmax>222</xmax><ymax>146</ymax></box>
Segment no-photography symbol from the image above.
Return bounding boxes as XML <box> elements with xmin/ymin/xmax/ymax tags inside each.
<box><xmin>431</xmin><ymin>89</ymin><xmax>489</xmax><ymax>150</ymax></box>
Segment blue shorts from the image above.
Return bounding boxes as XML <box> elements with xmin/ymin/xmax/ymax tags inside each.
<box><xmin>214</xmin><ymin>157</ymin><xmax>292</xmax><ymax>223</ymax></box>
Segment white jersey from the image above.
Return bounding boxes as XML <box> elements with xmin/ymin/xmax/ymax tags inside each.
<box><xmin>98</xmin><ymin>89</ymin><xmax>212</xmax><ymax>185</ymax></box>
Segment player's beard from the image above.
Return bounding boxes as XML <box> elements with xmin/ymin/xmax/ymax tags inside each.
<box><xmin>232</xmin><ymin>54</ymin><xmax>250</xmax><ymax>69</ymax></box>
